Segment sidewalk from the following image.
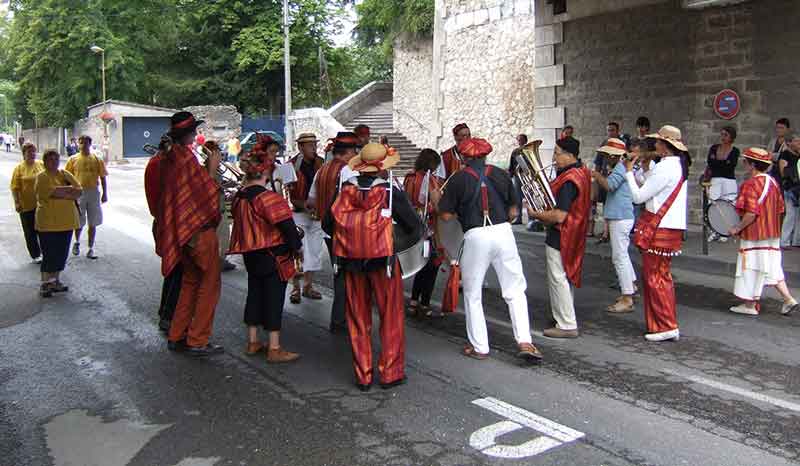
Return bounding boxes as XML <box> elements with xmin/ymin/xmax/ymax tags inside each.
<box><xmin>513</xmin><ymin>224</ymin><xmax>800</xmax><ymax>285</ymax></box>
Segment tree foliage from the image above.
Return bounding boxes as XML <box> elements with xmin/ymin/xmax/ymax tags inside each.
<box><xmin>354</xmin><ymin>0</ymin><xmax>434</xmax><ymax>57</ymax></box>
<box><xmin>1</xmin><ymin>0</ymin><xmax>371</xmax><ymax>127</ymax></box>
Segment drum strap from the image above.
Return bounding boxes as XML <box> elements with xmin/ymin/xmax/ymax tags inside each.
<box><xmin>756</xmin><ymin>174</ymin><xmax>776</xmax><ymax>205</ymax></box>
<box><xmin>464</xmin><ymin>166</ymin><xmax>498</xmax><ymax>227</ymax></box>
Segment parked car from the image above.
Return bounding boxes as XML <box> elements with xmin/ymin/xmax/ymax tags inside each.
<box><xmin>239</xmin><ymin>131</ymin><xmax>286</xmax><ymax>162</ymax></box>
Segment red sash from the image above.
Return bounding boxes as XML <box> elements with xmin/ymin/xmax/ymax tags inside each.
<box><xmin>633</xmin><ymin>179</ymin><xmax>684</xmax><ymax>254</ymax></box>
<box><xmin>442</xmin><ymin>147</ymin><xmax>463</xmax><ymax>178</ymax></box>
<box><xmin>289</xmin><ymin>154</ymin><xmax>324</xmax><ymax>203</ymax></box>
<box><xmin>550</xmin><ymin>165</ymin><xmax>592</xmax><ymax>288</ymax></box>
<box><xmin>228</xmin><ymin>189</ymin><xmax>291</xmax><ymax>254</ymax></box>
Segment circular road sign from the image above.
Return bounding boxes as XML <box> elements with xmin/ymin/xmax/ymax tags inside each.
<box><xmin>713</xmin><ymin>89</ymin><xmax>740</xmax><ymax>120</ymax></box>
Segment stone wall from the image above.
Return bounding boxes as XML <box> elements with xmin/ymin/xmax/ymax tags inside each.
<box><xmin>183</xmin><ymin>105</ymin><xmax>242</xmax><ymax>142</ymax></box>
<box><xmin>288</xmin><ymin>108</ymin><xmax>345</xmax><ymax>157</ymax></box>
<box><xmin>552</xmin><ymin>0</ymin><xmax>800</xmax><ymax>164</ymax></box>
<box><xmin>393</xmin><ymin>0</ymin><xmax>537</xmax><ymax>166</ymax></box>
<box><xmin>393</xmin><ymin>37</ymin><xmax>436</xmax><ymax>150</ymax></box>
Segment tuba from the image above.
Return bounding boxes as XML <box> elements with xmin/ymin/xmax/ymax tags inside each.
<box><xmin>515</xmin><ymin>140</ymin><xmax>557</xmax><ymax>213</ymax></box>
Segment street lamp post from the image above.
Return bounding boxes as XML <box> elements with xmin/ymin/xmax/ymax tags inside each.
<box><xmin>283</xmin><ymin>0</ymin><xmax>293</xmax><ymax>150</ymax></box>
<box><xmin>90</xmin><ymin>45</ymin><xmax>109</xmax><ymax>162</ymax></box>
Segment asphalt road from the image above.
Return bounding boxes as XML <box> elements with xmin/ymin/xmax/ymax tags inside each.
<box><xmin>1</xmin><ymin>153</ymin><xmax>800</xmax><ymax>466</ymax></box>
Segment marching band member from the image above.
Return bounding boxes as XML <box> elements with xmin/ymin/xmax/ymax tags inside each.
<box><xmin>326</xmin><ymin>143</ymin><xmax>421</xmax><ymax>391</ymax></box>
<box><xmin>624</xmin><ymin>125</ymin><xmax>689</xmax><ymax>342</ymax></box>
<box><xmin>591</xmin><ymin>138</ymin><xmax>637</xmax><ymax>313</ymax></box>
<box><xmin>441</xmin><ymin>123</ymin><xmax>471</xmax><ymax>178</ymax></box>
<box><xmin>228</xmin><ymin>139</ymin><xmax>303</xmax><ymax>362</ymax></box>
<box><xmin>439</xmin><ymin>138</ymin><xmax>543</xmax><ymax>361</ymax></box>
<box><xmin>148</xmin><ymin>111</ymin><xmax>224</xmax><ymax>356</ymax></box>
<box><xmin>307</xmin><ymin>131</ymin><xmax>362</xmax><ymax>333</ymax></box>
<box><xmin>353</xmin><ymin>124</ymin><xmax>371</xmax><ymax>147</ymax></box>
<box><xmin>403</xmin><ymin>148</ymin><xmax>443</xmax><ymax>318</ymax></box>
<box><xmin>530</xmin><ymin>137</ymin><xmax>591</xmax><ymax>339</ymax></box>
<box><xmin>288</xmin><ymin>132</ymin><xmax>325</xmax><ymax>304</ymax></box>
<box><xmin>728</xmin><ymin>147</ymin><xmax>799</xmax><ymax>316</ymax></box>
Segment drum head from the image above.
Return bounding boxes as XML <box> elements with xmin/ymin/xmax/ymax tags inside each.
<box><xmin>437</xmin><ymin>217</ymin><xmax>464</xmax><ymax>263</ymax></box>
<box><xmin>704</xmin><ymin>200</ymin><xmax>739</xmax><ymax>237</ymax></box>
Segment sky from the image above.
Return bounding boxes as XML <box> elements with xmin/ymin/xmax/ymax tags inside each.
<box><xmin>331</xmin><ymin>1</ymin><xmax>358</xmax><ymax>47</ymax></box>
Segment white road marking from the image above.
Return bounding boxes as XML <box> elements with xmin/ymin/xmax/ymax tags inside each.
<box><xmin>662</xmin><ymin>369</ymin><xmax>800</xmax><ymax>413</ymax></box>
<box><xmin>469</xmin><ymin>397</ymin><xmax>584</xmax><ymax>459</ymax></box>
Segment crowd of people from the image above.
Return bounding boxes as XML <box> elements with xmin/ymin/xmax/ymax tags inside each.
<box><xmin>9</xmin><ymin>108</ymin><xmax>800</xmax><ymax>392</ymax></box>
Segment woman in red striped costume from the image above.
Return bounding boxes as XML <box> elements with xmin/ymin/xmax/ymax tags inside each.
<box><xmin>728</xmin><ymin>147</ymin><xmax>799</xmax><ymax>316</ymax></box>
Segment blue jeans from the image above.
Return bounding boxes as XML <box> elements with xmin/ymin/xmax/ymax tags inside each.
<box><xmin>782</xmin><ymin>190</ymin><xmax>800</xmax><ymax>247</ymax></box>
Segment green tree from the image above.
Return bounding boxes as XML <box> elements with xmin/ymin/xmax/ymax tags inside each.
<box><xmin>354</xmin><ymin>0</ymin><xmax>434</xmax><ymax>58</ymax></box>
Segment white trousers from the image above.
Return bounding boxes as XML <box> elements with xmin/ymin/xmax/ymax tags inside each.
<box><xmin>545</xmin><ymin>245</ymin><xmax>577</xmax><ymax>330</ymax></box>
<box><xmin>734</xmin><ymin>238</ymin><xmax>785</xmax><ymax>300</ymax></box>
<box><xmin>461</xmin><ymin>222</ymin><xmax>531</xmax><ymax>354</ymax></box>
<box><xmin>608</xmin><ymin>219</ymin><xmax>636</xmax><ymax>295</ymax></box>
<box><xmin>293</xmin><ymin>212</ymin><xmax>324</xmax><ymax>272</ymax></box>
<box><xmin>709</xmin><ymin>177</ymin><xmax>738</xmax><ymax>202</ymax></box>
<box><xmin>781</xmin><ymin>191</ymin><xmax>800</xmax><ymax>247</ymax></box>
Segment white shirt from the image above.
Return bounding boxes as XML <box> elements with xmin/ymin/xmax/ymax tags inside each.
<box><xmin>625</xmin><ymin>156</ymin><xmax>687</xmax><ymax>230</ymax></box>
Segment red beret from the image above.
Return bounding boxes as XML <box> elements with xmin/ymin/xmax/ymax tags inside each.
<box><xmin>457</xmin><ymin>138</ymin><xmax>493</xmax><ymax>158</ymax></box>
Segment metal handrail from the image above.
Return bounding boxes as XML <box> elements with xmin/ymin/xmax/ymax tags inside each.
<box><xmin>393</xmin><ymin>107</ymin><xmax>430</xmax><ymax>134</ymax></box>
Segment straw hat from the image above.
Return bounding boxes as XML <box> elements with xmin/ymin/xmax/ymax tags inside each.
<box><xmin>646</xmin><ymin>125</ymin><xmax>688</xmax><ymax>152</ymax></box>
<box><xmin>348</xmin><ymin>143</ymin><xmax>400</xmax><ymax>173</ymax></box>
<box><xmin>742</xmin><ymin>147</ymin><xmax>772</xmax><ymax>164</ymax></box>
<box><xmin>598</xmin><ymin>138</ymin><xmax>628</xmax><ymax>156</ymax></box>
<box><xmin>295</xmin><ymin>132</ymin><xmax>319</xmax><ymax>144</ymax></box>
<box><xmin>457</xmin><ymin>138</ymin><xmax>493</xmax><ymax>158</ymax></box>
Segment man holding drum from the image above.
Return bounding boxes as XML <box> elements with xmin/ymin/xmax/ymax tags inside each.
<box><xmin>728</xmin><ymin>147</ymin><xmax>799</xmax><ymax>316</ymax></box>
<box><xmin>438</xmin><ymin>137</ymin><xmax>543</xmax><ymax>361</ymax></box>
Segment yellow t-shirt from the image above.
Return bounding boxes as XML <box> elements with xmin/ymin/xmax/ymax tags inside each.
<box><xmin>35</xmin><ymin>170</ymin><xmax>81</xmax><ymax>232</ymax></box>
<box><xmin>227</xmin><ymin>138</ymin><xmax>241</xmax><ymax>156</ymax></box>
<box><xmin>65</xmin><ymin>152</ymin><xmax>107</xmax><ymax>189</ymax></box>
<box><xmin>9</xmin><ymin>160</ymin><xmax>45</xmax><ymax>212</ymax></box>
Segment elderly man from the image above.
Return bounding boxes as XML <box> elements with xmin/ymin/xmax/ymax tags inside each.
<box><xmin>288</xmin><ymin>132</ymin><xmax>325</xmax><ymax>304</ymax></box>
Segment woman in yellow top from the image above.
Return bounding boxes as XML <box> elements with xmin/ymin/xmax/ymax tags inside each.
<box><xmin>35</xmin><ymin>149</ymin><xmax>82</xmax><ymax>297</ymax></box>
<box><xmin>10</xmin><ymin>143</ymin><xmax>44</xmax><ymax>262</ymax></box>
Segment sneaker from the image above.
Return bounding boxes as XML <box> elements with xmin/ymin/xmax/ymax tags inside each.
<box><xmin>31</xmin><ymin>256</ymin><xmax>42</xmax><ymax>264</ymax></box>
<box><xmin>543</xmin><ymin>327</ymin><xmax>579</xmax><ymax>339</ymax></box>
<box><xmin>72</xmin><ymin>243</ymin><xmax>80</xmax><ymax>256</ymax></box>
<box><xmin>781</xmin><ymin>301</ymin><xmax>799</xmax><ymax>316</ymax></box>
<box><xmin>707</xmin><ymin>233</ymin><xmax>719</xmax><ymax>242</ymax></box>
<box><xmin>644</xmin><ymin>329</ymin><xmax>680</xmax><ymax>341</ymax></box>
<box><xmin>729</xmin><ymin>305</ymin><xmax>759</xmax><ymax>316</ymax></box>
<box><xmin>86</xmin><ymin>249</ymin><xmax>98</xmax><ymax>260</ymax></box>
<box><xmin>718</xmin><ymin>236</ymin><xmax>728</xmax><ymax>243</ymax></box>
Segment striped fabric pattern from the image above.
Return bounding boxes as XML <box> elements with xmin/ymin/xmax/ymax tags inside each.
<box><xmin>331</xmin><ymin>184</ymin><xmax>393</xmax><ymax>259</ymax></box>
<box><xmin>441</xmin><ymin>147</ymin><xmax>463</xmax><ymax>178</ymax></box>
<box><xmin>228</xmin><ymin>190</ymin><xmax>293</xmax><ymax>254</ymax></box>
<box><xmin>736</xmin><ymin>175</ymin><xmax>784</xmax><ymax>240</ymax></box>
<box><xmin>289</xmin><ymin>155</ymin><xmax>324</xmax><ymax>203</ymax></box>
<box><xmin>155</xmin><ymin>145</ymin><xmax>221</xmax><ymax>276</ymax></box>
<box><xmin>550</xmin><ymin>165</ymin><xmax>592</xmax><ymax>288</ymax></box>
<box><xmin>315</xmin><ymin>158</ymin><xmax>348</xmax><ymax>218</ymax></box>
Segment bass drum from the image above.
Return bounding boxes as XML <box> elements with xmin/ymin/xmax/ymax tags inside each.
<box><xmin>394</xmin><ymin>225</ymin><xmax>428</xmax><ymax>280</ymax></box>
<box><xmin>704</xmin><ymin>199</ymin><xmax>739</xmax><ymax>237</ymax></box>
<box><xmin>436</xmin><ymin>216</ymin><xmax>464</xmax><ymax>264</ymax></box>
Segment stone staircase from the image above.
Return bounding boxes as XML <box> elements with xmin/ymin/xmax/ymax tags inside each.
<box><xmin>345</xmin><ymin>100</ymin><xmax>420</xmax><ymax>173</ymax></box>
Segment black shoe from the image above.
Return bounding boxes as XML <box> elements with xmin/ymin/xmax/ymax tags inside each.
<box><xmin>356</xmin><ymin>382</ymin><xmax>372</xmax><ymax>392</ymax></box>
<box><xmin>222</xmin><ymin>261</ymin><xmax>236</xmax><ymax>272</ymax></box>
<box><xmin>158</xmin><ymin>318</ymin><xmax>172</xmax><ymax>332</ymax></box>
<box><xmin>380</xmin><ymin>376</ymin><xmax>407</xmax><ymax>390</ymax></box>
<box><xmin>329</xmin><ymin>321</ymin><xmax>348</xmax><ymax>335</ymax></box>
<box><xmin>184</xmin><ymin>343</ymin><xmax>225</xmax><ymax>357</ymax></box>
<box><xmin>167</xmin><ymin>339</ymin><xmax>186</xmax><ymax>352</ymax></box>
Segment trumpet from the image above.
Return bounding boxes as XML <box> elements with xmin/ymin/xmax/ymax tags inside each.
<box><xmin>515</xmin><ymin>140</ymin><xmax>557</xmax><ymax>213</ymax></box>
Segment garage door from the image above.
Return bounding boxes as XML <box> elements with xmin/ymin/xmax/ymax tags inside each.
<box><xmin>122</xmin><ymin>117</ymin><xmax>171</xmax><ymax>157</ymax></box>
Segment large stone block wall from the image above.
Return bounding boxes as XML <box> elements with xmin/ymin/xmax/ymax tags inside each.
<box><xmin>393</xmin><ymin>0</ymin><xmax>536</xmax><ymax>166</ymax></box>
<box><xmin>439</xmin><ymin>12</ymin><xmax>536</xmax><ymax>164</ymax></box>
<box><xmin>554</xmin><ymin>0</ymin><xmax>800</xmax><ymax>165</ymax></box>
<box><xmin>393</xmin><ymin>37</ymin><xmax>436</xmax><ymax>150</ymax></box>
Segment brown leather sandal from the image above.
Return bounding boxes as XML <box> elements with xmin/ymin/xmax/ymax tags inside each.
<box><xmin>302</xmin><ymin>286</ymin><xmax>322</xmax><ymax>300</ymax></box>
<box><xmin>462</xmin><ymin>345</ymin><xmax>489</xmax><ymax>360</ymax></box>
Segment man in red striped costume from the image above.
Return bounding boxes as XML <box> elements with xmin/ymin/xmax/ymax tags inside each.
<box><xmin>441</xmin><ymin>123</ymin><xmax>471</xmax><ymax>178</ymax></box>
<box><xmin>529</xmin><ymin>137</ymin><xmax>592</xmax><ymax>339</ymax></box>
<box><xmin>327</xmin><ymin>143</ymin><xmax>421</xmax><ymax>391</ymax></box>
<box><xmin>146</xmin><ymin>112</ymin><xmax>224</xmax><ymax>357</ymax></box>
<box><xmin>728</xmin><ymin>147</ymin><xmax>799</xmax><ymax>316</ymax></box>
<box><xmin>308</xmin><ymin>131</ymin><xmax>361</xmax><ymax>333</ymax></box>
